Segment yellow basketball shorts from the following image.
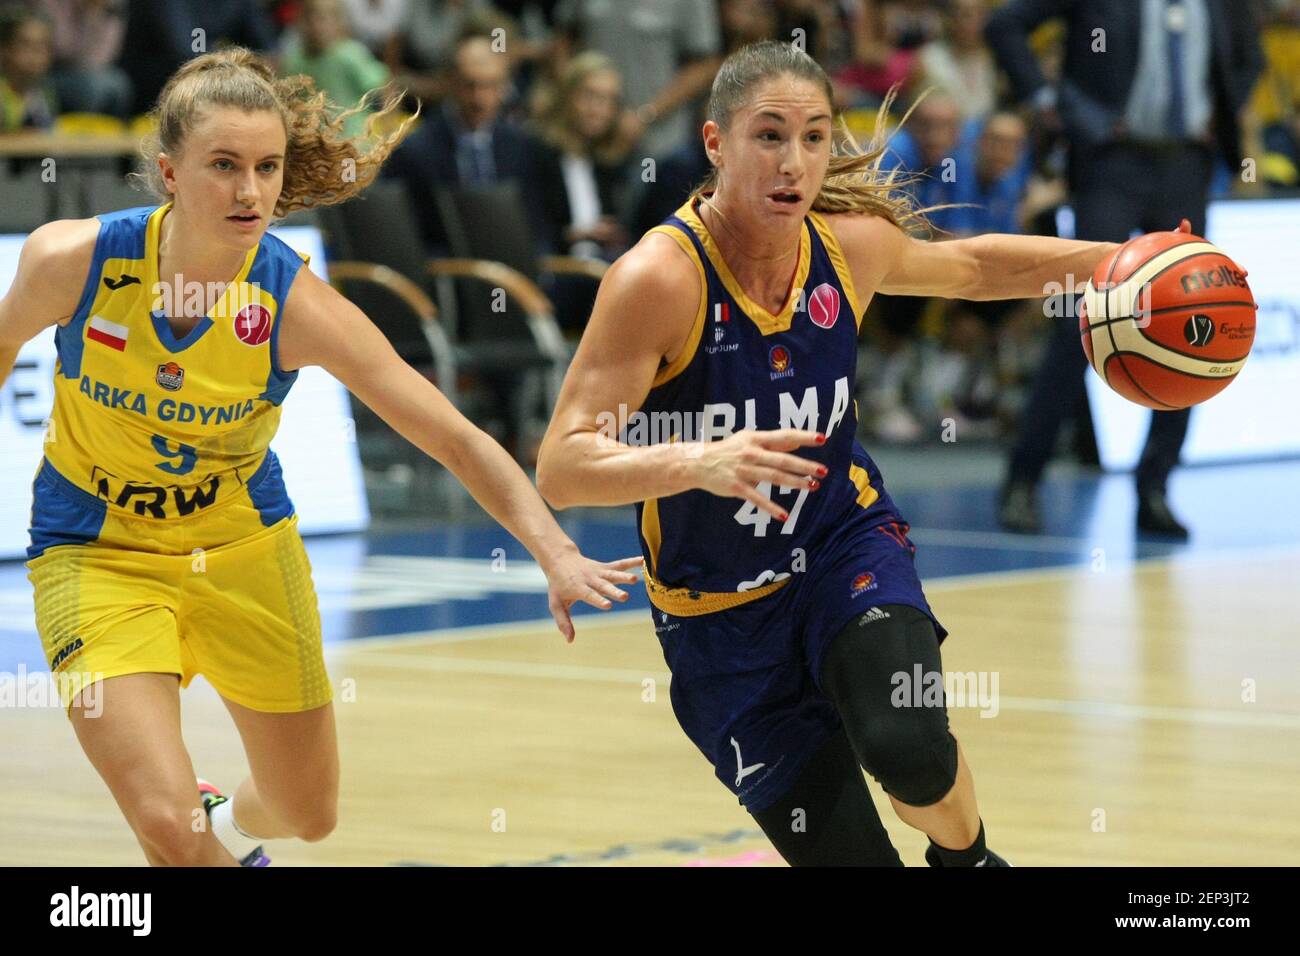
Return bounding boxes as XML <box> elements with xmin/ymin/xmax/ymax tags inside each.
<box><xmin>26</xmin><ymin>468</ymin><xmax>332</xmax><ymax>715</ymax></box>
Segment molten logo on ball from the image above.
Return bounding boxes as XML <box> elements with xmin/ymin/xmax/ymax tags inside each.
<box><xmin>1180</xmin><ymin>265</ymin><xmax>1248</xmax><ymax>293</ymax></box>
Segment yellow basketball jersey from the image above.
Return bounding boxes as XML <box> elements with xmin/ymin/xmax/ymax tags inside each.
<box><xmin>30</xmin><ymin>202</ymin><xmax>309</xmax><ymax>558</ymax></box>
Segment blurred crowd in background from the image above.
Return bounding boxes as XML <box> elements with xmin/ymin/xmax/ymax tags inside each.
<box><xmin>0</xmin><ymin>0</ymin><xmax>1297</xmax><ymax>453</ymax></box>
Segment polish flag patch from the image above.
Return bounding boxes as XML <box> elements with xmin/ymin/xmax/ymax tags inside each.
<box><xmin>86</xmin><ymin>315</ymin><xmax>129</xmax><ymax>351</ymax></box>
<box><xmin>808</xmin><ymin>283</ymin><xmax>841</xmax><ymax>329</ymax></box>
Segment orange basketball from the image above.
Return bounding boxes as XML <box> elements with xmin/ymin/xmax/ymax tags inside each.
<box><xmin>1078</xmin><ymin>231</ymin><xmax>1257</xmax><ymax>409</ymax></box>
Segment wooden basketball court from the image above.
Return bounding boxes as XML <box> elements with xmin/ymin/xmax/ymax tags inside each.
<box><xmin>4</xmin><ymin>548</ymin><xmax>1296</xmax><ymax>866</ymax></box>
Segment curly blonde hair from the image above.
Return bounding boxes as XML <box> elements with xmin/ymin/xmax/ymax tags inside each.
<box><xmin>689</xmin><ymin>41</ymin><xmax>947</xmax><ymax>235</ymax></box>
<box><xmin>130</xmin><ymin>46</ymin><xmax>416</xmax><ymax>217</ymax></box>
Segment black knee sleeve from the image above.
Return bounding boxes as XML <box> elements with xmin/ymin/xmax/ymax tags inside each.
<box><xmin>751</xmin><ymin>729</ymin><xmax>902</xmax><ymax>866</ymax></box>
<box><xmin>821</xmin><ymin>604</ymin><xmax>958</xmax><ymax>807</ymax></box>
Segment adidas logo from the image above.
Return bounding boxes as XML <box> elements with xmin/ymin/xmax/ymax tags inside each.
<box><xmin>858</xmin><ymin>606</ymin><xmax>891</xmax><ymax>626</ymax></box>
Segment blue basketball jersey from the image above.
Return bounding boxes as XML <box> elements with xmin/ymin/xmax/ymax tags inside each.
<box><xmin>635</xmin><ymin>197</ymin><xmax>902</xmax><ymax>615</ymax></box>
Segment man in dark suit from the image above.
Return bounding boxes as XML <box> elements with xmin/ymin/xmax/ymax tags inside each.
<box><xmin>385</xmin><ymin>32</ymin><xmax>530</xmax><ymax>254</ymax></box>
<box><xmin>987</xmin><ymin>0</ymin><xmax>1263</xmax><ymax>539</ymax></box>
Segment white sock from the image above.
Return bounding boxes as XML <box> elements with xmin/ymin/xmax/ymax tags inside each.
<box><xmin>209</xmin><ymin>798</ymin><xmax>265</xmax><ymax>861</ymax></box>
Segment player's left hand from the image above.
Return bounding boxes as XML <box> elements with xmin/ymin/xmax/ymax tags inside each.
<box><xmin>542</xmin><ymin>552</ymin><xmax>643</xmax><ymax>642</ymax></box>
<box><xmin>1173</xmin><ymin>218</ymin><xmax>1192</xmax><ymax>234</ymax></box>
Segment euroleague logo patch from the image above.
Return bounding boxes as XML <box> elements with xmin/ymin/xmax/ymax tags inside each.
<box><xmin>155</xmin><ymin>361</ymin><xmax>184</xmax><ymax>391</ymax></box>
<box><xmin>807</xmin><ymin>282</ymin><xmax>841</xmax><ymax>329</ymax></box>
<box><xmin>233</xmin><ymin>304</ymin><xmax>272</xmax><ymax>346</ymax></box>
<box><xmin>850</xmin><ymin>571</ymin><xmax>878</xmax><ymax>596</ymax></box>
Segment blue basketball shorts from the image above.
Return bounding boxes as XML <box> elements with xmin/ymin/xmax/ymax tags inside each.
<box><xmin>651</xmin><ymin>514</ymin><xmax>947</xmax><ymax>813</ymax></box>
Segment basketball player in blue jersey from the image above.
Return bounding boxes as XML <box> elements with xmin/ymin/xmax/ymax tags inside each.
<box><xmin>538</xmin><ymin>41</ymin><xmax>1143</xmax><ymax>866</ymax></box>
<box><xmin>0</xmin><ymin>48</ymin><xmax>640</xmax><ymax>867</ymax></box>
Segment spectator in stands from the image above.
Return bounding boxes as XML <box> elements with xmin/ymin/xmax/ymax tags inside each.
<box><xmin>882</xmin><ymin>0</ymin><xmax>945</xmax><ymax>48</ymax></box>
<box><xmin>486</xmin><ymin>0</ymin><xmax>562</xmax><ymax>112</ymax></box>
<box><xmin>384</xmin><ymin>0</ymin><xmax>493</xmax><ymax>105</ymax></box>
<box><xmin>948</xmin><ymin>111</ymin><xmax>1032</xmax><ymax>236</ymax></box>
<box><xmin>525</xmin><ymin>50</ymin><xmax>628</xmax><ymax>333</ymax></box>
<box><xmin>835</xmin><ymin>0</ymin><xmax>942</xmax><ymax>109</ymax></box>
<box><xmin>384</xmin><ymin>31</ymin><xmax>530</xmax><ymax>253</ymax></box>
<box><xmin>865</xmin><ymin>103</ymin><xmax>1042</xmax><ymax>445</ymax></box>
<box><xmin>987</xmin><ymin>0</ymin><xmax>1264</xmax><ymax>539</ymax></box>
<box><xmin>553</xmin><ymin>0</ymin><xmax>722</xmax><ymax>163</ymax></box>
<box><xmin>930</xmin><ymin>111</ymin><xmax>1035</xmax><ymax>435</ymax></box>
<box><xmin>860</xmin><ymin>91</ymin><xmax>966</xmax><ymax>442</ymax></box>
<box><xmin>525</xmin><ymin>50</ymin><xmax>628</xmax><ymax>260</ymax></box>
<box><xmin>400</xmin><ymin>9</ymin><xmax>538</xmax><ymax>122</ymax></box>
<box><xmin>917</xmin><ymin>0</ymin><xmax>998</xmax><ymax>120</ymax></box>
<box><xmin>1244</xmin><ymin>0</ymin><xmax>1300</xmax><ymax>189</ymax></box>
<box><xmin>722</xmin><ymin>0</ymin><xmax>778</xmax><ymax>55</ymax></box>
<box><xmin>0</xmin><ymin>6</ymin><xmax>56</xmax><ymax>131</ymax></box>
<box><xmin>38</xmin><ymin>0</ymin><xmax>132</xmax><ymax>118</ymax></box>
<box><xmin>494</xmin><ymin>0</ymin><xmax>562</xmax><ymax>27</ymax></box>
<box><xmin>885</xmin><ymin>91</ymin><xmax>964</xmax><ymax>229</ymax></box>
<box><xmin>773</xmin><ymin>0</ymin><xmax>840</xmax><ymax>64</ymax></box>
<box><xmin>627</xmin><ymin>95</ymin><xmax>711</xmax><ymax>238</ymax></box>
<box><xmin>281</xmin><ymin>0</ymin><xmax>392</xmax><ymax>138</ymax></box>
<box><xmin>338</xmin><ymin>0</ymin><xmax>408</xmax><ymax>59</ymax></box>
<box><xmin>119</xmin><ymin>0</ymin><xmax>279</xmax><ymax>117</ymax></box>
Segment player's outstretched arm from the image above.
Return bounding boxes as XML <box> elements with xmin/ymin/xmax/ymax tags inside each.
<box><xmin>0</xmin><ymin>219</ymin><xmax>99</xmax><ymax>387</ymax></box>
<box><xmin>535</xmin><ymin>233</ymin><xmax>825</xmax><ymax>522</ymax></box>
<box><xmin>828</xmin><ymin>211</ymin><xmax>1123</xmax><ymax>303</ymax></box>
<box><xmin>279</xmin><ymin>267</ymin><xmax>640</xmax><ymax>641</ymax></box>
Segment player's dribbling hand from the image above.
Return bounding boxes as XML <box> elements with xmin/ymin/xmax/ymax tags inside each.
<box><xmin>542</xmin><ymin>551</ymin><xmax>643</xmax><ymax>643</ymax></box>
<box><xmin>691</xmin><ymin>428</ymin><xmax>827</xmax><ymax>522</ymax></box>
<box><xmin>1173</xmin><ymin>219</ymin><xmax>1192</xmax><ymax>234</ymax></box>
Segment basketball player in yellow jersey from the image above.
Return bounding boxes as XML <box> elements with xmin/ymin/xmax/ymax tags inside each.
<box><xmin>538</xmin><ymin>42</ymin><xmax>1192</xmax><ymax>865</ymax></box>
<box><xmin>0</xmin><ymin>49</ymin><xmax>641</xmax><ymax>867</ymax></box>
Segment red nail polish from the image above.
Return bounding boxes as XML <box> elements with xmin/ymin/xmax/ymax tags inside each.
<box><xmin>815</xmin><ymin>433</ymin><xmax>826</xmax><ymax>444</ymax></box>
<box><xmin>778</xmin><ymin>512</ymin><xmax>789</xmax><ymax>522</ymax></box>
<box><xmin>816</xmin><ymin>466</ymin><xmax>828</xmax><ymax>477</ymax></box>
<box><xmin>808</xmin><ymin>479</ymin><xmax>820</xmax><ymax>490</ymax></box>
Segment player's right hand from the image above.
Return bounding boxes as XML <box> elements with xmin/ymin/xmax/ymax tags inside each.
<box><xmin>689</xmin><ymin>429</ymin><xmax>827</xmax><ymax>521</ymax></box>
<box><xmin>542</xmin><ymin>551</ymin><xmax>643</xmax><ymax>643</ymax></box>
